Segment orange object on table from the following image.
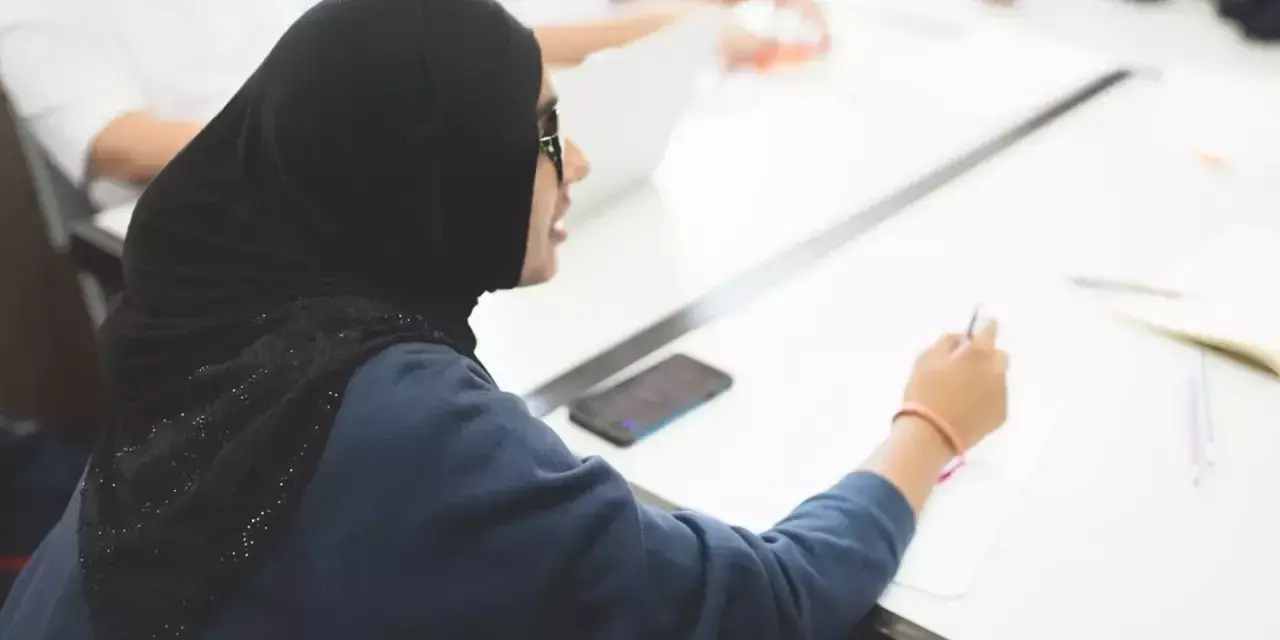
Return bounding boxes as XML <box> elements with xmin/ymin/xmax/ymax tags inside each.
<box><xmin>747</xmin><ymin>42</ymin><xmax>808</xmax><ymax>71</ymax></box>
<box><xmin>746</xmin><ymin>0</ymin><xmax>830</xmax><ymax>72</ymax></box>
<box><xmin>752</xmin><ymin>41</ymin><xmax>822</xmax><ymax>71</ymax></box>
<box><xmin>1196</xmin><ymin>152</ymin><xmax>1226</xmax><ymax>167</ymax></box>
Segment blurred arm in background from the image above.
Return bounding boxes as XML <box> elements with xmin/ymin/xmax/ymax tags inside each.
<box><xmin>87</xmin><ymin>113</ymin><xmax>202</xmax><ymax>184</ymax></box>
<box><xmin>532</xmin><ymin>0</ymin><xmax>827</xmax><ymax>68</ymax></box>
<box><xmin>0</xmin><ymin>0</ymin><xmax>198</xmax><ymax>187</ymax></box>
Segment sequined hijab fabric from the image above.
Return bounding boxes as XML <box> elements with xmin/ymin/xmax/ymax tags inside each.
<box><xmin>81</xmin><ymin>1</ymin><xmax>543</xmax><ymax>637</ymax></box>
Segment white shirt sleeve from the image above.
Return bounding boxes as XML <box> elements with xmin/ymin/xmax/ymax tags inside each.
<box><xmin>0</xmin><ymin>0</ymin><xmax>147</xmax><ymax>185</ymax></box>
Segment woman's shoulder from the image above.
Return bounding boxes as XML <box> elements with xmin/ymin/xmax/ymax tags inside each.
<box><xmin>325</xmin><ymin>341</ymin><xmax>567</xmax><ymax>470</ymax></box>
<box><xmin>337</xmin><ymin>341</ymin><xmax>504</xmax><ymax>435</ymax></box>
<box><xmin>345</xmin><ymin>341</ymin><xmax>493</xmax><ymax>399</ymax></box>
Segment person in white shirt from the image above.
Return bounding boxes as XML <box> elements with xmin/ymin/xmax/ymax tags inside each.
<box><xmin>0</xmin><ymin>0</ymin><xmax>824</xmax><ymax>210</ymax></box>
<box><xmin>0</xmin><ymin>0</ymin><xmax>318</xmax><ymax>208</ymax></box>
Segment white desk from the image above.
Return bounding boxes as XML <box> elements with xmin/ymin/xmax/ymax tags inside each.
<box><xmin>539</xmin><ymin>74</ymin><xmax>1280</xmax><ymax>639</ymax></box>
<box><xmin>976</xmin><ymin>0</ymin><xmax>1280</xmax><ymax>77</ymax></box>
<box><xmin>469</xmin><ymin>6</ymin><xmax>1114</xmax><ymax>394</ymax></box>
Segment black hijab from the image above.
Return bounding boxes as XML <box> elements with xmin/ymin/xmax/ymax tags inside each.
<box><xmin>80</xmin><ymin>1</ymin><xmax>544</xmax><ymax>638</ymax></box>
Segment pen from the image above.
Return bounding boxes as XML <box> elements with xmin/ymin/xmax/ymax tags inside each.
<box><xmin>1069</xmin><ymin>276</ymin><xmax>1184</xmax><ymax>299</ymax></box>
<box><xmin>939</xmin><ymin>306</ymin><xmax>981</xmax><ymax>485</ymax></box>
<box><xmin>1190</xmin><ymin>375</ymin><xmax>1203</xmax><ymax>486</ymax></box>
<box><xmin>1198</xmin><ymin>351</ymin><xmax>1216</xmax><ymax>467</ymax></box>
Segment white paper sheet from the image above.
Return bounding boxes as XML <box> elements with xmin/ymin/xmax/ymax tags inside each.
<box><xmin>893</xmin><ymin>378</ymin><xmax>1064</xmax><ymax>597</ymax></box>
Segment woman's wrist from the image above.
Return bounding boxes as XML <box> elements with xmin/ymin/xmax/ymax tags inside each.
<box><xmin>861</xmin><ymin>416</ymin><xmax>954</xmax><ymax>515</ymax></box>
<box><xmin>891</xmin><ymin>415</ymin><xmax>955</xmax><ymax>469</ymax></box>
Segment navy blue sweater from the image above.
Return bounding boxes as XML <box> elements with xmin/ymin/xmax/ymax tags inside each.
<box><xmin>0</xmin><ymin>343</ymin><xmax>914</xmax><ymax>639</ymax></box>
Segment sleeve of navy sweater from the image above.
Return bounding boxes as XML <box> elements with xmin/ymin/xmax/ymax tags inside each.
<box><xmin>329</xmin><ymin>343</ymin><xmax>916</xmax><ymax>639</ymax></box>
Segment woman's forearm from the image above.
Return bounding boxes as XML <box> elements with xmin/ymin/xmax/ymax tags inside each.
<box><xmin>860</xmin><ymin>416</ymin><xmax>954</xmax><ymax>515</ymax></box>
<box><xmin>89</xmin><ymin>111</ymin><xmax>203</xmax><ymax>184</ymax></box>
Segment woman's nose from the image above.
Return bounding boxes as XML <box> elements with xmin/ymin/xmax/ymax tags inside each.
<box><xmin>563</xmin><ymin>137</ymin><xmax>590</xmax><ymax>185</ymax></box>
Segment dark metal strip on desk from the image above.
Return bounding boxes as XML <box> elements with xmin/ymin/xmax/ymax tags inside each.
<box><xmin>523</xmin><ymin>68</ymin><xmax>1133</xmax><ymax>419</ymax></box>
<box><xmin>854</xmin><ymin>607</ymin><xmax>950</xmax><ymax>640</ymax></box>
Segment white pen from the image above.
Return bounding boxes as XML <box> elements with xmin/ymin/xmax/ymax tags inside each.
<box><xmin>1190</xmin><ymin>374</ymin><xmax>1203</xmax><ymax>486</ymax></box>
<box><xmin>1198</xmin><ymin>351</ymin><xmax>1216</xmax><ymax>467</ymax></box>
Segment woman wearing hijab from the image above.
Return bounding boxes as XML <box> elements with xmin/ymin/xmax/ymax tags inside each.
<box><xmin>0</xmin><ymin>0</ymin><xmax>1008</xmax><ymax>638</ymax></box>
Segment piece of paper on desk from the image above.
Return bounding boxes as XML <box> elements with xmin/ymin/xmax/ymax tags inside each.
<box><xmin>893</xmin><ymin>379</ymin><xmax>1063</xmax><ymax>598</ymax></box>
<box><xmin>884</xmin><ymin>296</ymin><xmax>1082</xmax><ymax>598</ymax></box>
<box><xmin>1091</xmin><ymin>226</ymin><xmax>1280</xmax><ymax>377</ymax></box>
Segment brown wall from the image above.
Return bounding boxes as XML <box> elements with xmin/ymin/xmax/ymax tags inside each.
<box><xmin>0</xmin><ymin>90</ymin><xmax>103</xmax><ymax>434</ymax></box>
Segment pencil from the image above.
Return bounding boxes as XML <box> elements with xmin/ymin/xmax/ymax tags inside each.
<box><xmin>965</xmin><ymin>307</ymin><xmax>980</xmax><ymax>338</ymax></box>
<box><xmin>939</xmin><ymin>306</ymin><xmax>981</xmax><ymax>485</ymax></box>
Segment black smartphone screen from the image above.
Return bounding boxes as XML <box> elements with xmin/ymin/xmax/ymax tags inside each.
<box><xmin>568</xmin><ymin>354</ymin><xmax>733</xmax><ymax>446</ymax></box>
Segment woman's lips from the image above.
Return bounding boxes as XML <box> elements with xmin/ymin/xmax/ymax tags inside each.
<box><xmin>550</xmin><ymin>215</ymin><xmax>568</xmax><ymax>243</ymax></box>
<box><xmin>550</xmin><ymin>193</ymin><xmax>571</xmax><ymax>243</ymax></box>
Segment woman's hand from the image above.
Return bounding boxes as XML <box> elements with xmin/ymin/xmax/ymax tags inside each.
<box><xmin>861</xmin><ymin>321</ymin><xmax>1009</xmax><ymax>514</ymax></box>
<box><xmin>903</xmin><ymin>321</ymin><xmax>1009</xmax><ymax>452</ymax></box>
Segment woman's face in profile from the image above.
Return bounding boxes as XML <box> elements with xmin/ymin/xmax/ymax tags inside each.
<box><xmin>520</xmin><ymin>74</ymin><xmax>590</xmax><ymax>287</ymax></box>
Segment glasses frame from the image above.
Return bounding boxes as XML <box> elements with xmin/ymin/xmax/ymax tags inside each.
<box><xmin>538</xmin><ymin>107</ymin><xmax>564</xmax><ymax>183</ymax></box>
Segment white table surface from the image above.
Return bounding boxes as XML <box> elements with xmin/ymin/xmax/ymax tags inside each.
<box><xmin>542</xmin><ymin>73</ymin><xmax>1280</xmax><ymax>639</ymax></box>
<box><xmin>469</xmin><ymin>3</ymin><xmax>1115</xmax><ymax>394</ymax></box>
<box><xmin>978</xmin><ymin>0</ymin><xmax>1280</xmax><ymax>77</ymax></box>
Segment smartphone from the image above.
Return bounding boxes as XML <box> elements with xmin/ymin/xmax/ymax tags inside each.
<box><xmin>569</xmin><ymin>354</ymin><xmax>733</xmax><ymax>447</ymax></box>
<box><xmin>855</xmin><ymin>606</ymin><xmax>951</xmax><ymax>640</ymax></box>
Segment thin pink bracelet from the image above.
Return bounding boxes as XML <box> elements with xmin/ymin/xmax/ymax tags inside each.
<box><xmin>894</xmin><ymin>403</ymin><xmax>967</xmax><ymax>483</ymax></box>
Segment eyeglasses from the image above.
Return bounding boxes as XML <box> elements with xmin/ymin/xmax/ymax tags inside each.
<box><xmin>538</xmin><ymin>106</ymin><xmax>564</xmax><ymax>183</ymax></box>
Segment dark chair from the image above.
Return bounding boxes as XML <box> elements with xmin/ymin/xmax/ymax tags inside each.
<box><xmin>0</xmin><ymin>88</ymin><xmax>104</xmax><ymax>443</ymax></box>
<box><xmin>12</xmin><ymin>113</ymin><xmax>119</xmax><ymax>320</ymax></box>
